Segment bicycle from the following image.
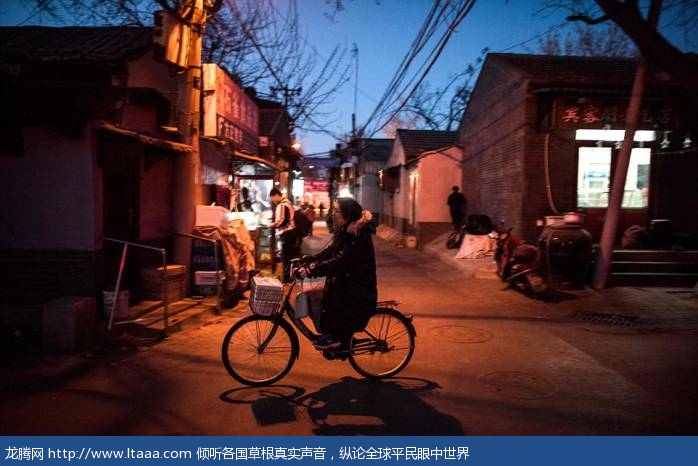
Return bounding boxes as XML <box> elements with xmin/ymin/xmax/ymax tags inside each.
<box><xmin>221</xmin><ymin>259</ymin><xmax>417</xmax><ymax>386</ymax></box>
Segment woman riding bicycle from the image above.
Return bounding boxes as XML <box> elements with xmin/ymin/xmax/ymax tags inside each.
<box><xmin>297</xmin><ymin>197</ymin><xmax>377</xmax><ymax>350</ymax></box>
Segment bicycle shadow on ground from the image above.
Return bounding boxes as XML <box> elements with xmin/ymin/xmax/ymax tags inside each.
<box><xmin>221</xmin><ymin>377</ymin><xmax>464</xmax><ymax>435</ymax></box>
<box><xmin>303</xmin><ymin>376</ymin><xmax>465</xmax><ymax>436</ymax></box>
<box><xmin>220</xmin><ymin>385</ymin><xmax>306</xmax><ymax>426</ymax></box>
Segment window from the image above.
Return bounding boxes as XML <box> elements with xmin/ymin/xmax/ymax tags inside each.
<box><xmin>577</xmin><ymin>147</ymin><xmax>650</xmax><ymax>208</ymax></box>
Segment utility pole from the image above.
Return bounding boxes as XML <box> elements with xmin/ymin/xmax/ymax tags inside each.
<box><xmin>172</xmin><ymin>0</ymin><xmax>214</xmax><ymax>277</ymax></box>
<box><xmin>352</xmin><ymin>43</ymin><xmax>359</xmax><ymax>139</ymax></box>
<box><xmin>270</xmin><ymin>86</ymin><xmax>302</xmax><ymax>112</ymax></box>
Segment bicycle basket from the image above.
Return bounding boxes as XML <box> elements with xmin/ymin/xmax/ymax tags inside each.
<box><xmin>249</xmin><ymin>276</ymin><xmax>283</xmax><ymax>316</ymax></box>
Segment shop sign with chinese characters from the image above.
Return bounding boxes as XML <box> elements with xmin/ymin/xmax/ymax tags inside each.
<box><xmin>202</xmin><ymin>64</ymin><xmax>259</xmax><ymax>153</ymax></box>
<box><xmin>554</xmin><ymin>97</ymin><xmax>676</xmax><ymax>130</ymax></box>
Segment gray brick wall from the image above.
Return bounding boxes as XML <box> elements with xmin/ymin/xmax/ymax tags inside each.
<box><xmin>0</xmin><ymin>249</ymin><xmax>103</xmax><ymax>304</ymax></box>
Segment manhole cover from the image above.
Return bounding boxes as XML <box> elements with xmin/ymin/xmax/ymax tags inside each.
<box><xmin>480</xmin><ymin>371</ymin><xmax>558</xmax><ymax>400</ymax></box>
<box><xmin>576</xmin><ymin>312</ymin><xmax>638</xmax><ymax>327</ymax></box>
<box><xmin>430</xmin><ymin>325</ymin><xmax>494</xmax><ymax>344</ymax></box>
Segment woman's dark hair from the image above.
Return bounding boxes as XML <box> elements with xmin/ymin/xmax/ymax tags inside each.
<box><xmin>336</xmin><ymin>198</ymin><xmax>363</xmax><ymax>224</ymax></box>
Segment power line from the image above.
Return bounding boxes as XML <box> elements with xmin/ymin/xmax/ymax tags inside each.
<box><xmin>361</xmin><ymin>6</ymin><xmax>576</xmax><ymax>138</ymax></box>
<box><xmin>359</xmin><ymin>0</ymin><xmax>444</xmax><ymax>134</ymax></box>
<box><xmin>360</xmin><ymin>0</ymin><xmax>477</xmax><ymax>137</ymax></box>
<box><xmin>497</xmin><ymin>22</ymin><xmax>569</xmax><ymax>52</ymax></box>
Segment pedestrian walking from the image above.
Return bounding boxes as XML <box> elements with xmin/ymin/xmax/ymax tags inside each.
<box><xmin>269</xmin><ymin>188</ymin><xmax>301</xmax><ymax>282</ymax></box>
<box><xmin>447</xmin><ymin>186</ymin><xmax>467</xmax><ymax>228</ymax></box>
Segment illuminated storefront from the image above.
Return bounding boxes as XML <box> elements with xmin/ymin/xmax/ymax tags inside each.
<box><xmin>458</xmin><ymin>54</ymin><xmax>697</xmax><ymax>244</ymax></box>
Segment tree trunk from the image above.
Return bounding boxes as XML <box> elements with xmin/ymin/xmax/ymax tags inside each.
<box><xmin>594</xmin><ymin>0</ymin><xmax>698</xmax><ymax>104</ymax></box>
<box><xmin>592</xmin><ymin>0</ymin><xmax>662</xmax><ymax>289</ymax></box>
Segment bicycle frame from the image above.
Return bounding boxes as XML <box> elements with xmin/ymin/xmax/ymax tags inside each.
<box><xmin>257</xmin><ymin>273</ymin><xmax>410</xmax><ymax>358</ymax></box>
<box><xmin>223</xmin><ymin>271</ymin><xmax>416</xmax><ymax>385</ymax></box>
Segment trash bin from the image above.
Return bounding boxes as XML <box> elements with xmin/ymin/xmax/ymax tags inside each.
<box><xmin>538</xmin><ymin>213</ymin><xmax>592</xmax><ymax>289</ymax></box>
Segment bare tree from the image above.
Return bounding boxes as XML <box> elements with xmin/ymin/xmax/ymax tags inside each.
<box><xmin>542</xmin><ymin>0</ymin><xmax>698</xmax><ymax>103</ymax></box>
<box><xmin>381</xmin><ymin>114</ymin><xmax>419</xmax><ymax>139</ymax></box>
<box><xmin>382</xmin><ymin>48</ymin><xmax>487</xmax><ymax>135</ymax></box>
<box><xmin>221</xmin><ymin>0</ymin><xmax>351</xmax><ymax>136</ymax></box>
<box><xmin>537</xmin><ymin>21</ymin><xmax>637</xmax><ymax>56</ymax></box>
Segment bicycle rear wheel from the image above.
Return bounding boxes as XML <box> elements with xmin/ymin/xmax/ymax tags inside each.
<box><xmin>221</xmin><ymin>315</ymin><xmax>299</xmax><ymax>386</ymax></box>
<box><xmin>348</xmin><ymin>308</ymin><xmax>415</xmax><ymax>379</ymax></box>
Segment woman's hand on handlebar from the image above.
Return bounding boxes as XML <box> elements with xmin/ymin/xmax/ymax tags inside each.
<box><xmin>299</xmin><ymin>254</ymin><xmax>314</xmax><ymax>264</ymax></box>
<box><xmin>295</xmin><ymin>261</ymin><xmax>317</xmax><ymax>279</ymax></box>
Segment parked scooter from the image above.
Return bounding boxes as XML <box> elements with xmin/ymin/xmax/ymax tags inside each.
<box><xmin>494</xmin><ymin>228</ymin><xmax>546</xmax><ymax>296</ymax></box>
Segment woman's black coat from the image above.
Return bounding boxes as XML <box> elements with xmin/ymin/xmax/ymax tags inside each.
<box><xmin>310</xmin><ymin>221</ymin><xmax>377</xmax><ymax>336</ymax></box>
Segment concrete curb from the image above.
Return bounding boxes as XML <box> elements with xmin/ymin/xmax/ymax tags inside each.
<box><xmin>372</xmin><ymin>227</ymin><xmax>499</xmax><ymax>280</ymax></box>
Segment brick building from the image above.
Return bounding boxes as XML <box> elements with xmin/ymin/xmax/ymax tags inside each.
<box><xmin>458</xmin><ymin>53</ymin><xmax>698</xmax><ymax>244</ymax></box>
<box><xmin>380</xmin><ymin>130</ymin><xmax>460</xmax><ymax>247</ymax></box>
<box><xmin>0</xmin><ymin>26</ymin><xmax>192</xmax><ymax>307</ymax></box>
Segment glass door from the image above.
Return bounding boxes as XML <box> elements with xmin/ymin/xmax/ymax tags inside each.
<box><xmin>577</xmin><ymin>147</ymin><xmax>650</xmax><ymax>208</ymax></box>
<box><xmin>576</xmin><ymin>146</ymin><xmax>651</xmax><ymax>240</ymax></box>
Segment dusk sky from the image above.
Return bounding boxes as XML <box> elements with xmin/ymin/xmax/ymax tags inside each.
<box><xmin>1</xmin><ymin>0</ymin><xmax>695</xmax><ymax>156</ymax></box>
<box><xmin>292</xmin><ymin>0</ymin><xmax>696</xmax><ymax>156</ymax></box>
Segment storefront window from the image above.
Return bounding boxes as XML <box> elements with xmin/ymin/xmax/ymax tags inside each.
<box><xmin>577</xmin><ymin>147</ymin><xmax>650</xmax><ymax>208</ymax></box>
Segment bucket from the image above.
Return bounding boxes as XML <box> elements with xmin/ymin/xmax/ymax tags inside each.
<box><xmin>406</xmin><ymin>236</ymin><xmax>417</xmax><ymax>249</ymax></box>
<box><xmin>103</xmin><ymin>289</ymin><xmax>129</xmax><ymax>319</ymax></box>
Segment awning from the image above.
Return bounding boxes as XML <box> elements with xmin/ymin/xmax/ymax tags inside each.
<box><xmin>94</xmin><ymin>121</ymin><xmax>194</xmax><ymax>153</ymax></box>
<box><xmin>201</xmin><ymin>137</ymin><xmax>281</xmax><ymax>171</ymax></box>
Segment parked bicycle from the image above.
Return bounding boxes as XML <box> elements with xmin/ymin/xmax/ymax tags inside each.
<box><xmin>221</xmin><ymin>259</ymin><xmax>417</xmax><ymax>386</ymax></box>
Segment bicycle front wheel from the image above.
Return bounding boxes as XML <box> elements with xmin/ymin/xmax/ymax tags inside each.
<box><xmin>221</xmin><ymin>315</ymin><xmax>299</xmax><ymax>386</ymax></box>
<box><xmin>348</xmin><ymin>308</ymin><xmax>415</xmax><ymax>379</ymax></box>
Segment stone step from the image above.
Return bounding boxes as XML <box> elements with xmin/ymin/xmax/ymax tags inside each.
<box><xmin>609</xmin><ymin>272</ymin><xmax>698</xmax><ymax>287</ymax></box>
<box><xmin>611</xmin><ymin>249</ymin><xmax>698</xmax><ymax>262</ymax></box>
<box><xmin>111</xmin><ymin>297</ymin><xmax>223</xmax><ymax>337</ymax></box>
<box><xmin>611</xmin><ymin>261</ymin><xmax>698</xmax><ymax>274</ymax></box>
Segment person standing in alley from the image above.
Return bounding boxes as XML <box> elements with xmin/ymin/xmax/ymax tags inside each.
<box><xmin>447</xmin><ymin>186</ymin><xmax>467</xmax><ymax>228</ymax></box>
<box><xmin>270</xmin><ymin>188</ymin><xmax>300</xmax><ymax>282</ymax></box>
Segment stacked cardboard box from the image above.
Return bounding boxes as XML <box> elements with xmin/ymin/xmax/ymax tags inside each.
<box><xmin>141</xmin><ymin>265</ymin><xmax>186</xmax><ymax>302</ymax></box>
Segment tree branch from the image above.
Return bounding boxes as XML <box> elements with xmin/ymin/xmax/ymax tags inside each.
<box><xmin>566</xmin><ymin>13</ymin><xmax>610</xmax><ymax>24</ymax></box>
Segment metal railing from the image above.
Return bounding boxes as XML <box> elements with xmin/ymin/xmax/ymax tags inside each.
<box><xmin>103</xmin><ymin>237</ymin><xmax>170</xmax><ymax>333</ymax></box>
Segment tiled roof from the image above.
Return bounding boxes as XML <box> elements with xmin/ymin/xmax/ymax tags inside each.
<box><xmin>396</xmin><ymin>129</ymin><xmax>458</xmax><ymax>162</ymax></box>
<box><xmin>0</xmin><ymin>26</ymin><xmax>153</xmax><ymax>64</ymax></box>
<box><xmin>359</xmin><ymin>138</ymin><xmax>393</xmax><ymax>162</ymax></box>
<box><xmin>489</xmin><ymin>53</ymin><xmax>673</xmax><ymax>88</ymax></box>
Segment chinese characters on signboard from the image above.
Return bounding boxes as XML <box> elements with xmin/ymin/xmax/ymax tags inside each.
<box><xmin>202</xmin><ymin>64</ymin><xmax>259</xmax><ymax>153</ymax></box>
<box><xmin>560</xmin><ymin>104</ymin><xmax>602</xmax><ymax>125</ymax></box>
<box><xmin>555</xmin><ymin>98</ymin><xmax>674</xmax><ymax>129</ymax></box>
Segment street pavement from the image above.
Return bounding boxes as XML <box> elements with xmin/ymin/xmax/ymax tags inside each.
<box><xmin>1</xmin><ymin>221</ymin><xmax>697</xmax><ymax>435</ymax></box>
